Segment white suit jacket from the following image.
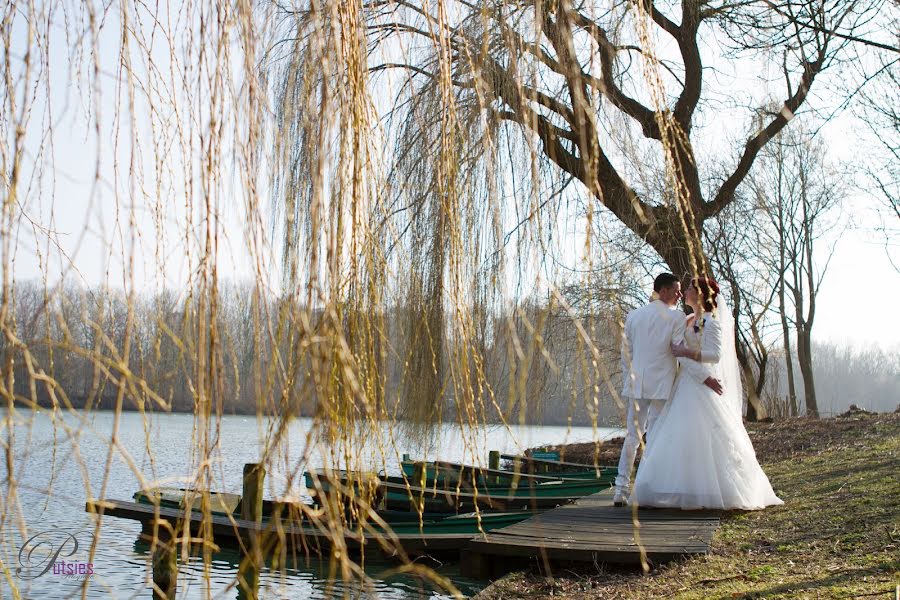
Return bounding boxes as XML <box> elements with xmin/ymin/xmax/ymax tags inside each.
<box><xmin>621</xmin><ymin>300</ymin><xmax>686</xmax><ymax>400</ymax></box>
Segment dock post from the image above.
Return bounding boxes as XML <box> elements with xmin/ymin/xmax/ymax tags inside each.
<box><xmin>237</xmin><ymin>554</ymin><xmax>260</xmax><ymax>600</ymax></box>
<box><xmin>488</xmin><ymin>451</ymin><xmax>500</xmax><ymax>484</ymax></box>
<box><xmin>239</xmin><ymin>463</ymin><xmax>265</xmax><ymax>600</ymax></box>
<box><xmin>242</xmin><ymin>463</ymin><xmax>265</xmax><ymax>522</ymax></box>
<box><xmin>151</xmin><ymin>519</ymin><xmax>177</xmax><ymax>600</ymax></box>
<box><xmin>402</xmin><ymin>453</ymin><xmax>410</xmax><ymax>462</ymax></box>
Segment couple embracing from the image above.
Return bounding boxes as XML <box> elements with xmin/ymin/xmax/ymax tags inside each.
<box><xmin>614</xmin><ymin>273</ymin><xmax>783</xmax><ymax>511</ymax></box>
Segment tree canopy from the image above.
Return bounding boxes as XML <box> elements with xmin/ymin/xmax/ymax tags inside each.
<box><xmin>268</xmin><ymin>0</ymin><xmax>896</xmax><ymax>419</ymax></box>
<box><xmin>268</xmin><ymin>0</ymin><xmax>897</xmax><ymax>274</ymax></box>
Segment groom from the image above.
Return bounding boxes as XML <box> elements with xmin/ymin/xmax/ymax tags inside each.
<box><xmin>613</xmin><ymin>273</ymin><xmax>685</xmax><ymax>506</ymax></box>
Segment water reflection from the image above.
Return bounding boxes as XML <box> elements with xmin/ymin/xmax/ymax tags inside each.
<box><xmin>131</xmin><ymin>536</ymin><xmax>484</xmax><ymax>599</ymax></box>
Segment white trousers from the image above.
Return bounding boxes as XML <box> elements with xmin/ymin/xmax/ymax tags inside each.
<box><xmin>614</xmin><ymin>396</ymin><xmax>665</xmax><ymax>494</ymax></box>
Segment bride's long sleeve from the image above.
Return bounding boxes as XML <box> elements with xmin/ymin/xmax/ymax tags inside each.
<box><xmin>679</xmin><ymin>317</ymin><xmax>722</xmax><ymax>385</ymax></box>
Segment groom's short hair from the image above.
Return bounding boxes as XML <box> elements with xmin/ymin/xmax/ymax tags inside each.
<box><xmin>653</xmin><ymin>272</ymin><xmax>679</xmax><ymax>292</ymax></box>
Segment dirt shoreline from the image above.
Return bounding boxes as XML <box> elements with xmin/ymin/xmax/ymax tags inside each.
<box><xmin>520</xmin><ymin>409</ymin><xmax>900</xmax><ymax>466</ymax></box>
<box><xmin>476</xmin><ymin>410</ymin><xmax>900</xmax><ymax>599</ymax></box>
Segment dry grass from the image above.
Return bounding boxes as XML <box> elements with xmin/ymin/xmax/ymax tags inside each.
<box><xmin>477</xmin><ymin>411</ymin><xmax>900</xmax><ymax>599</ymax></box>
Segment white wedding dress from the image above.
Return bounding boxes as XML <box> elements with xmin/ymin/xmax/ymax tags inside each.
<box><xmin>631</xmin><ymin>307</ymin><xmax>783</xmax><ymax>510</ymax></box>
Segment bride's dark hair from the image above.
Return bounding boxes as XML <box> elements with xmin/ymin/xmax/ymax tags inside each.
<box><xmin>691</xmin><ymin>276</ymin><xmax>720</xmax><ymax>312</ymax></box>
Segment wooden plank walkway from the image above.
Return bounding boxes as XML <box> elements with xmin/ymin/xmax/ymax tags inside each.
<box><xmin>86</xmin><ymin>499</ymin><xmax>475</xmax><ymax>556</ymax></box>
<box><xmin>88</xmin><ymin>489</ymin><xmax>719</xmax><ymax>581</ymax></box>
<box><xmin>462</xmin><ymin>489</ymin><xmax>720</xmax><ymax>578</ymax></box>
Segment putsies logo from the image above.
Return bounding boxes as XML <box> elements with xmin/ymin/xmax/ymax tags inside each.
<box><xmin>16</xmin><ymin>530</ymin><xmax>96</xmax><ymax>581</ymax></box>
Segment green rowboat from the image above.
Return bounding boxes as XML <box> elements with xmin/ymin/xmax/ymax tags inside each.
<box><xmin>400</xmin><ymin>459</ymin><xmax>616</xmax><ymax>485</ymax></box>
<box><xmin>384</xmin><ymin>470</ymin><xmax>609</xmax><ymax>497</ymax></box>
<box><xmin>500</xmin><ymin>453</ymin><xmax>616</xmax><ymax>476</ymax></box>
<box><xmin>131</xmin><ymin>486</ymin><xmax>532</xmax><ymax>534</ymax></box>
<box><xmin>304</xmin><ymin>471</ymin><xmax>600</xmax><ymax>513</ymax></box>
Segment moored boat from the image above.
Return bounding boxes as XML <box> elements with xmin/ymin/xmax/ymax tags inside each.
<box><xmin>384</xmin><ymin>470</ymin><xmax>609</xmax><ymax>497</ymax></box>
<box><xmin>500</xmin><ymin>453</ymin><xmax>615</xmax><ymax>476</ymax></box>
<box><xmin>400</xmin><ymin>458</ymin><xmax>616</xmax><ymax>485</ymax></box>
<box><xmin>132</xmin><ymin>486</ymin><xmax>534</xmax><ymax>534</ymax></box>
<box><xmin>304</xmin><ymin>470</ymin><xmax>597</xmax><ymax>513</ymax></box>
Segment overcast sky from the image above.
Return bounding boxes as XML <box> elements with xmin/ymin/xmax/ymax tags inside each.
<box><xmin>5</xmin><ymin>2</ymin><xmax>898</xmax><ymax>352</ymax></box>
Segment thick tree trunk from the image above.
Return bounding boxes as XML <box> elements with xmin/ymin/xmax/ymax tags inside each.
<box><xmin>735</xmin><ymin>345</ymin><xmax>767</xmax><ymax>421</ymax></box>
<box><xmin>755</xmin><ymin>353</ymin><xmax>768</xmax><ymax>398</ymax></box>
<box><xmin>739</xmin><ymin>356</ymin><xmax>765</xmax><ymax>421</ymax></box>
<box><xmin>645</xmin><ymin>214</ymin><xmax>767</xmax><ymax>421</ymax></box>
<box><xmin>779</xmin><ymin>285</ymin><xmax>798</xmax><ymax>416</ymax></box>
<box><xmin>733</xmin><ymin>317</ymin><xmax>767</xmax><ymax>421</ymax></box>
<box><xmin>645</xmin><ymin>218</ymin><xmax>698</xmax><ymax>283</ymax></box>
<box><xmin>796</xmin><ymin>326</ymin><xmax>818</xmax><ymax>417</ymax></box>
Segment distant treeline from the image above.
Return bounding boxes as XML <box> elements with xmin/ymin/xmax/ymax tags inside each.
<box><xmin>4</xmin><ymin>281</ymin><xmax>895</xmax><ymax>425</ymax></box>
<box><xmin>762</xmin><ymin>342</ymin><xmax>900</xmax><ymax>417</ymax></box>
<box><xmin>2</xmin><ymin>281</ymin><xmax>629</xmax><ymax>426</ymax></box>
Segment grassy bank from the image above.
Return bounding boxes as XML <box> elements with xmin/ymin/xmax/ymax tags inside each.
<box><xmin>477</xmin><ymin>411</ymin><xmax>900</xmax><ymax>599</ymax></box>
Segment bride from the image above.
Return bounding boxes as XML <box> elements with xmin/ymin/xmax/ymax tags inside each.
<box><xmin>631</xmin><ymin>276</ymin><xmax>783</xmax><ymax>510</ymax></box>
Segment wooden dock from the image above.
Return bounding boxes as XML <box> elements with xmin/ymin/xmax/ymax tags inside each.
<box><xmin>88</xmin><ymin>488</ymin><xmax>720</xmax><ymax>587</ymax></box>
<box><xmin>86</xmin><ymin>499</ymin><xmax>475</xmax><ymax>556</ymax></box>
<box><xmin>461</xmin><ymin>489</ymin><xmax>720</xmax><ymax>578</ymax></box>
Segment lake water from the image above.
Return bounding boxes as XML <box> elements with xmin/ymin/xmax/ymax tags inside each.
<box><xmin>0</xmin><ymin>410</ymin><xmax>621</xmax><ymax>599</ymax></box>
